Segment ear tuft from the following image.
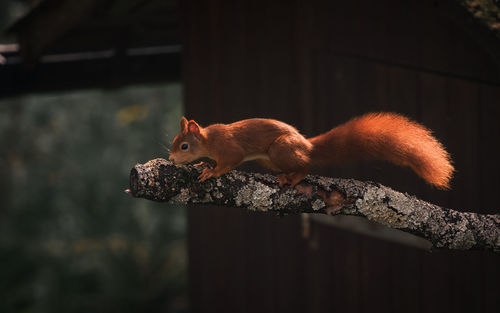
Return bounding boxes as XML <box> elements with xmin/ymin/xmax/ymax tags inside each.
<box><xmin>180</xmin><ymin>116</ymin><xmax>188</xmax><ymax>132</ymax></box>
<box><xmin>188</xmin><ymin>121</ymin><xmax>200</xmax><ymax>135</ymax></box>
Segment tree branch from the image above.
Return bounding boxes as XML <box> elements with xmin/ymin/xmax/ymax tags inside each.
<box><xmin>127</xmin><ymin>158</ymin><xmax>500</xmax><ymax>252</ymax></box>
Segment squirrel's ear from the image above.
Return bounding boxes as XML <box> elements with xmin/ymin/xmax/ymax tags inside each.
<box><xmin>187</xmin><ymin>120</ymin><xmax>201</xmax><ymax>137</ymax></box>
<box><xmin>180</xmin><ymin>116</ymin><xmax>188</xmax><ymax>132</ymax></box>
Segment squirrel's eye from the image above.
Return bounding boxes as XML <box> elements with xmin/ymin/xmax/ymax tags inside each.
<box><xmin>181</xmin><ymin>143</ymin><xmax>189</xmax><ymax>150</ymax></box>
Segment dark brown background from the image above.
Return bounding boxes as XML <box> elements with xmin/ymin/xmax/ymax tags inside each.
<box><xmin>182</xmin><ymin>0</ymin><xmax>500</xmax><ymax>312</ymax></box>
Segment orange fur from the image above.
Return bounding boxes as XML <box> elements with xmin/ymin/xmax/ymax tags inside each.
<box><xmin>169</xmin><ymin>113</ymin><xmax>454</xmax><ymax>189</ymax></box>
<box><xmin>309</xmin><ymin>113</ymin><xmax>454</xmax><ymax>189</ymax></box>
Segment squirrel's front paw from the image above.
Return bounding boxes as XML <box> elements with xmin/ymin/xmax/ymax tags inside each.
<box><xmin>198</xmin><ymin>168</ymin><xmax>215</xmax><ymax>182</ymax></box>
<box><xmin>193</xmin><ymin>161</ymin><xmax>209</xmax><ymax>169</ymax></box>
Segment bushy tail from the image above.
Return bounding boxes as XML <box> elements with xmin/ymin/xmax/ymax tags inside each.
<box><xmin>308</xmin><ymin>113</ymin><xmax>454</xmax><ymax>189</ymax></box>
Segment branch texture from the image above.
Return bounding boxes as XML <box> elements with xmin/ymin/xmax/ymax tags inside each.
<box><xmin>128</xmin><ymin>158</ymin><xmax>500</xmax><ymax>252</ymax></box>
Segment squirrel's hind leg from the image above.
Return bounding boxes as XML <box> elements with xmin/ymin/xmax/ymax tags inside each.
<box><xmin>277</xmin><ymin>172</ymin><xmax>308</xmax><ymax>187</ymax></box>
<box><xmin>268</xmin><ymin>135</ymin><xmax>312</xmax><ymax>187</ymax></box>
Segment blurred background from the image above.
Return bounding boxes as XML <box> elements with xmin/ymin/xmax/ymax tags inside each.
<box><xmin>0</xmin><ymin>86</ymin><xmax>187</xmax><ymax>312</ymax></box>
<box><xmin>1</xmin><ymin>0</ymin><xmax>500</xmax><ymax>313</ymax></box>
<box><xmin>1</xmin><ymin>1</ymin><xmax>187</xmax><ymax>312</ymax></box>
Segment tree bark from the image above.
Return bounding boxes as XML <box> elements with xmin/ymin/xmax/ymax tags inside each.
<box><xmin>127</xmin><ymin>158</ymin><xmax>500</xmax><ymax>252</ymax></box>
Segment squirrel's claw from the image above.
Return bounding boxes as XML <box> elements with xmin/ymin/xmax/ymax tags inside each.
<box><xmin>277</xmin><ymin>174</ymin><xmax>290</xmax><ymax>187</ymax></box>
<box><xmin>198</xmin><ymin>168</ymin><xmax>215</xmax><ymax>182</ymax></box>
<box><xmin>193</xmin><ymin>161</ymin><xmax>209</xmax><ymax>169</ymax></box>
<box><xmin>277</xmin><ymin>172</ymin><xmax>307</xmax><ymax>188</ymax></box>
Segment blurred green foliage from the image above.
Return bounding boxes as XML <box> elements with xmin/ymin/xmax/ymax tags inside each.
<box><xmin>0</xmin><ymin>83</ymin><xmax>187</xmax><ymax>313</ymax></box>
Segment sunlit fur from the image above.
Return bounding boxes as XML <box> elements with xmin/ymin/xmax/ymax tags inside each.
<box><xmin>169</xmin><ymin>118</ymin><xmax>209</xmax><ymax>164</ymax></box>
<box><xmin>309</xmin><ymin>113</ymin><xmax>454</xmax><ymax>189</ymax></box>
<box><xmin>172</xmin><ymin>118</ymin><xmax>311</xmax><ymax>165</ymax></box>
<box><xmin>169</xmin><ymin>113</ymin><xmax>454</xmax><ymax>189</ymax></box>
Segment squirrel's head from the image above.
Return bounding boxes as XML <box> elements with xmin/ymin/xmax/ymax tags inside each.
<box><xmin>169</xmin><ymin>117</ymin><xmax>208</xmax><ymax>164</ymax></box>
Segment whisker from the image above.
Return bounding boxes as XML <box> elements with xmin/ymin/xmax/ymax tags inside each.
<box><xmin>158</xmin><ymin>141</ymin><xmax>171</xmax><ymax>153</ymax></box>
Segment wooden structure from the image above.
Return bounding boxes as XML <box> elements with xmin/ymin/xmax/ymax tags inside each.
<box><xmin>0</xmin><ymin>0</ymin><xmax>180</xmax><ymax>97</ymax></box>
<box><xmin>182</xmin><ymin>0</ymin><xmax>500</xmax><ymax>312</ymax></box>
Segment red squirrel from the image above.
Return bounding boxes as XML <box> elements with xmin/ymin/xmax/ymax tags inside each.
<box><xmin>169</xmin><ymin>113</ymin><xmax>454</xmax><ymax>189</ymax></box>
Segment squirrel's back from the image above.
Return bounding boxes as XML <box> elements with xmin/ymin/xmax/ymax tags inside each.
<box><xmin>308</xmin><ymin>113</ymin><xmax>454</xmax><ymax>189</ymax></box>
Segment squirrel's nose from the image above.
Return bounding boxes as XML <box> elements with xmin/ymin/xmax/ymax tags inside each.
<box><xmin>169</xmin><ymin>155</ymin><xmax>175</xmax><ymax>162</ymax></box>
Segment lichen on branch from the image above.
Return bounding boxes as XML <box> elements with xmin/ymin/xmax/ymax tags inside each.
<box><xmin>128</xmin><ymin>158</ymin><xmax>500</xmax><ymax>252</ymax></box>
